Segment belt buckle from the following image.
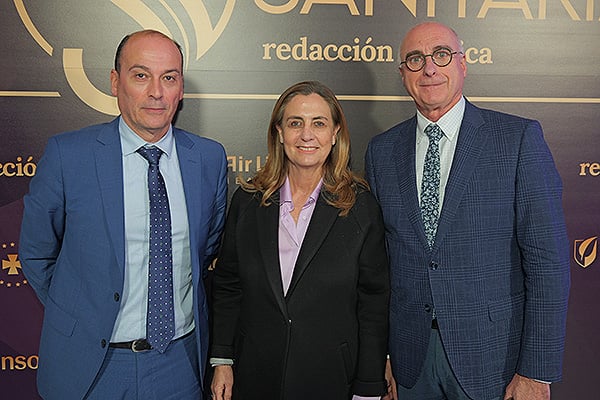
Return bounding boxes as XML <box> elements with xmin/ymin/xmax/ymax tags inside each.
<box><xmin>131</xmin><ymin>339</ymin><xmax>150</xmax><ymax>352</ymax></box>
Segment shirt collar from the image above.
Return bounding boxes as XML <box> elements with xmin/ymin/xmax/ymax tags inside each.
<box><xmin>118</xmin><ymin>116</ymin><xmax>174</xmax><ymax>158</ymax></box>
<box><xmin>280</xmin><ymin>176</ymin><xmax>323</xmax><ymax>211</ymax></box>
<box><xmin>416</xmin><ymin>96</ymin><xmax>466</xmax><ymax>143</ymax></box>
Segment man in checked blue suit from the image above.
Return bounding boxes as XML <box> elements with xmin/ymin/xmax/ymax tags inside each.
<box><xmin>19</xmin><ymin>30</ymin><xmax>227</xmax><ymax>399</ymax></box>
<box><xmin>366</xmin><ymin>22</ymin><xmax>570</xmax><ymax>400</ymax></box>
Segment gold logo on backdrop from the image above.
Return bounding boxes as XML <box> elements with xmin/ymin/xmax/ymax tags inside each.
<box><xmin>14</xmin><ymin>0</ymin><xmax>236</xmax><ymax>115</ymax></box>
<box><xmin>578</xmin><ymin>162</ymin><xmax>600</xmax><ymax>176</ymax></box>
<box><xmin>574</xmin><ymin>236</ymin><xmax>598</xmax><ymax>268</ymax></box>
<box><xmin>0</xmin><ymin>242</ymin><xmax>28</xmax><ymax>289</ymax></box>
<box><xmin>1</xmin><ymin>354</ymin><xmax>39</xmax><ymax>371</ymax></box>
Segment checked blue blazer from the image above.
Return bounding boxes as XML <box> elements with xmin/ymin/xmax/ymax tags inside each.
<box><xmin>365</xmin><ymin>100</ymin><xmax>570</xmax><ymax>400</ymax></box>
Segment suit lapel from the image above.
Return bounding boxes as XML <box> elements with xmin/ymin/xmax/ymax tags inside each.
<box><xmin>395</xmin><ymin>118</ymin><xmax>430</xmax><ymax>249</ymax></box>
<box><xmin>173</xmin><ymin>130</ymin><xmax>203</xmax><ymax>284</ymax></box>
<box><xmin>434</xmin><ymin>102</ymin><xmax>486</xmax><ymax>252</ymax></box>
<box><xmin>256</xmin><ymin>197</ymin><xmax>288</xmax><ymax>314</ymax></box>
<box><xmin>286</xmin><ymin>195</ymin><xmax>338</xmax><ymax>299</ymax></box>
<box><xmin>95</xmin><ymin>120</ymin><xmax>126</xmax><ymax>279</ymax></box>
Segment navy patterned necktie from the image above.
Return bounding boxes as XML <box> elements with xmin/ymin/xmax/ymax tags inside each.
<box><xmin>420</xmin><ymin>124</ymin><xmax>444</xmax><ymax>249</ymax></box>
<box><xmin>137</xmin><ymin>146</ymin><xmax>174</xmax><ymax>353</ymax></box>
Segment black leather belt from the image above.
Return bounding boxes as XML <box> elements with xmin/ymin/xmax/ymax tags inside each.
<box><xmin>431</xmin><ymin>319</ymin><xmax>439</xmax><ymax>329</ymax></box>
<box><xmin>109</xmin><ymin>338</ymin><xmax>152</xmax><ymax>352</ymax></box>
<box><xmin>109</xmin><ymin>330</ymin><xmax>194</xmax><ymax>352</ymax></box>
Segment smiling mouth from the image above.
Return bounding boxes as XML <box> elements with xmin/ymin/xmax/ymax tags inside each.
<box><xmin>143</xmin><ymin>107</ymin><xmax>166</xmax><ymax>112</ymax></box>
<box><xmin>298</xmin><ymin>146</ymin><xmax>318</xmax><ymax>151</ymax></box>
<box><xmin>420</xmin><ymin>81</ymin><xmax>445</xmax><ymax>87</ymax></box>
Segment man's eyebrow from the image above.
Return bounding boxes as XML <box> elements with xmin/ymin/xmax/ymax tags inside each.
<box><xmin>128</xmin><ymin>64</ymin><xmax>151</xmax><ymax>72</ymax></box>
<box><xmin>432</xmin><ymin>45</ymin><xmax>454</xmax><ymax>51</ymax></box>
<box><xmin>404</xmin><ymin>50</ymin><xmax>423</xmax><ymax>58</ymax></box>
<box><xmin>404</xmin><ymin>45</ymin><xmax>454</xmax><ymax>58</ymax></box>
<box><xmin>128</xmin><ymin>64</ymin><xmax>182</xmax><ymax>75</ymax></box>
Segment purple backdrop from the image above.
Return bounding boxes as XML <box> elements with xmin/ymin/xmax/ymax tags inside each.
<box><xmin>1</xmin><ymin>1</ymin><xmax>598</xmax><ymax>398</ymax></box>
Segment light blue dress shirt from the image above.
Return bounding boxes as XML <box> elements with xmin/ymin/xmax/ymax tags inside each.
<box><xmin>110</xmin><ymin>117</ymin><xmax>194</xmax><ymax>342</ymax></box>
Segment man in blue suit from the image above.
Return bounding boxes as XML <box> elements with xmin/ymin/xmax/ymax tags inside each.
<box><xmin>19</xmin><ymin>30</ymin><xmax>227</xmax><ymax>399</ymax></box>
<box><xmin>366</xmin><ymin>22</ymin><xmax>569</xmax><ymax>400</ymax></box>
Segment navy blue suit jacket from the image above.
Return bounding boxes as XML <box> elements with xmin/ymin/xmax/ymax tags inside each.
<box><xmin>20</xmin><ymin>118</ymin><xmax>228</xmax><ymax>400</ymax></box>
<box><xmin>365</xmin><ymin>100</ymin><xmax>570</xmax><ymax>400</ymax></box>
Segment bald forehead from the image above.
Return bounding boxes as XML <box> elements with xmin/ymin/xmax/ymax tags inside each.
<box><xmin>400</xmin><ymin>23</ymin><xmax>461</xmax><ymax>57</ymax></box>
<box><xmin>125</xmin><ymin>31</ymin><xmax>179</xmax><ymax>55</ymax></box>
<box><xmin>129</xmin><ymin>30</ymin><xmax>172</xmax><ymax>43</ymax></box>
<box><xmin>116</xmin><ymin>30</ymin><xmax>183</xmax><ymax>72</ymax></box>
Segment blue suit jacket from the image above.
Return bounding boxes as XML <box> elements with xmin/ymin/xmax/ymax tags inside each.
<box><xmin>365</xmin><ymin>101</ymin><xmax>570</xmax><ymax>400</ymax></box>
<box><xmin>19</xmin><ymin>118</ymin><xmax>228</xmax><ymax>400</ymax></box>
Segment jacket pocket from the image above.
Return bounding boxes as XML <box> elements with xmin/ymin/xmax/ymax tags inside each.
<box><xmin>44</xmin><ymin>294</ymin><xmax>77</xmax><ymax>337</ymax></box>
<box><xmin>487</xmin><ymin>291</ymin><xmax>525</xmax><ymax>322</ymax></box>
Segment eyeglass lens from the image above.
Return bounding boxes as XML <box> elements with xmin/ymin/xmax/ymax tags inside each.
<box><xmin>403</xmin><ymin>49</ymin><xmax>456</xmax><ymax>72</ymax></box>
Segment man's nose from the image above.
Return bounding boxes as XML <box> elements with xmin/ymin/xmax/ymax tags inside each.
<box><xmin>422</xmin><ymin>56</ymin><xmax>438</xmax><ymax>76</ymax></box>
<box><xmin>148</xmin><ymin>78</ymin><xmax>163</xmax><ymax>98</ymax></box>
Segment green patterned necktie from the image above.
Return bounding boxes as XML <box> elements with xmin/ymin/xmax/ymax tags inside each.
<box><xmin>421</xmin><ymin>124</ymin><xmax>444</xmax><ymax>249</ymax></box>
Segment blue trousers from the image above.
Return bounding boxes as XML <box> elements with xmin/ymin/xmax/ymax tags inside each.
<box><xmin>85</xmin><ymin>332</ymin><xmax>201</xmax><ymax>400</ymax></box>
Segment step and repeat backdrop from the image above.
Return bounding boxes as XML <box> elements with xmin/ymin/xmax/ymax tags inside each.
<box><xmin>1</xmin><ymin>1</ymin><xmax>598</xmax><ymax>398</ymax></box>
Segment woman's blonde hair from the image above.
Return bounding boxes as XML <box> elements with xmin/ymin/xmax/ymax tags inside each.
<box><xmin>242</xmin><ymin>80</ymin><xmax>367</xmax><ymax>216</ymax></box>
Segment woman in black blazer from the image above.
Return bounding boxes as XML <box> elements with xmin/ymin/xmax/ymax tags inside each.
<box><xmin>210</xmin><ymin>81</ymin><xmax>390</xmax><ymax>400</ymax></box>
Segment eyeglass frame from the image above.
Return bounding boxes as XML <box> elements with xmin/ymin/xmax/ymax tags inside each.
<box><xmin>399</xmin><ymin>47</ymin><xmax>463</xmax><ymax>72</ymax></box>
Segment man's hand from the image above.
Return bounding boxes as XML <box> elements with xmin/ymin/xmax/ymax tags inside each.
<box><xmin>504</xmin><ymin>373</ymin><xmax>550</xmax><ymax>400</ymax></box>
<box><xmin>381</xmin><ymin>358</ymin><xmax>397</xmax><ymax>400</ymax></box>
<box><xmin>211</xmin><ymin>365</ymin><xmax>233</xmax><ymax>400</ymax></box>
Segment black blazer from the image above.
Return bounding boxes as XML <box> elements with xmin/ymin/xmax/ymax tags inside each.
<box><xmin>211</xmin><ymin>186</ymin><xmax>390</xmax><ymax>400</ymax></box>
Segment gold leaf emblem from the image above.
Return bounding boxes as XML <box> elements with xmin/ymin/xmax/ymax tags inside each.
<box><xmin>574</xmin><ymin>236</ymin><xmax>598</xmax><ymax>268</ymax></box>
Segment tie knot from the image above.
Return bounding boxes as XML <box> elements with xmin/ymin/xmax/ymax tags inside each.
<box><xmin>425</xmin><ymin>124</ymin><xmax>443</xmax><ymax>143</ymax></box>
<box><xmin>137</xmin><ymin>146</ymin><xmax>163</xmax><ymax>166</ymax></box>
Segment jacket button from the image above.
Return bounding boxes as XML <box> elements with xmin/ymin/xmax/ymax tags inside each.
<box><xmin>424</xmin><ymin>304</ymin><xmax>432</xmax><ymax>313</ymax></box>
<box><xmin>114</xmin><ymin>292</ymin><xmax>120</xmax><ymax>302</ymax></box>
<box><xmin>101</xmin><ymin>339</ymin><xmax>107</xmax><ymax>348</ymax></box>
<box><xmin>429</xmin><ymin>261</ymin><xmax>438</xmax><ymax>270</ymax></box>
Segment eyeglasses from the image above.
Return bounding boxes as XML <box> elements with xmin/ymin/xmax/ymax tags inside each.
<box><xmin>400</xmin><ymin>48</ymin><xmax>462</xmax><ymax>72</ymax></box>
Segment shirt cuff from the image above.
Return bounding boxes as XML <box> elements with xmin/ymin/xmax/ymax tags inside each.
<box><xmin>209</xmin><ymin>357</ymin><xmax>234</xmax><ymax>367</ymax></box>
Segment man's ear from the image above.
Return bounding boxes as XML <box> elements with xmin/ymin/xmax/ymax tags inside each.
<box><xmin>110</xmin><ymin>69</ymin><xmax>119</xmax><ymax>97</ymax></box>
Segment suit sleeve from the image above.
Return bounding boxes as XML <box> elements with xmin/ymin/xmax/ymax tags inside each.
<box><xmin>353</xmin><ymin>192</ymin><xmax>390</xmax><ymax>396</ymax></box>
<box><xmin>202</xmin><ymin>144</ymin><xmax>228</xmax><ymax>274</ymax></box>
<box><xmin>19</xmin><ymin>137</ymin><xmax>66</xmax><ymax>305</ymax></box>
<box><xmin>210</xmin><ymin>188</ymin><xmax>245</xmax><ymax>359</ymax></box>
<box><xmin>364</xmin><ymin>142</ymin><xmax>377</xmax><ymax>198</ymax></box>
<box><xmin>515</xmin><ymin>120</ymin><xmax>570</xmax><ymax>382</ymax></box>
